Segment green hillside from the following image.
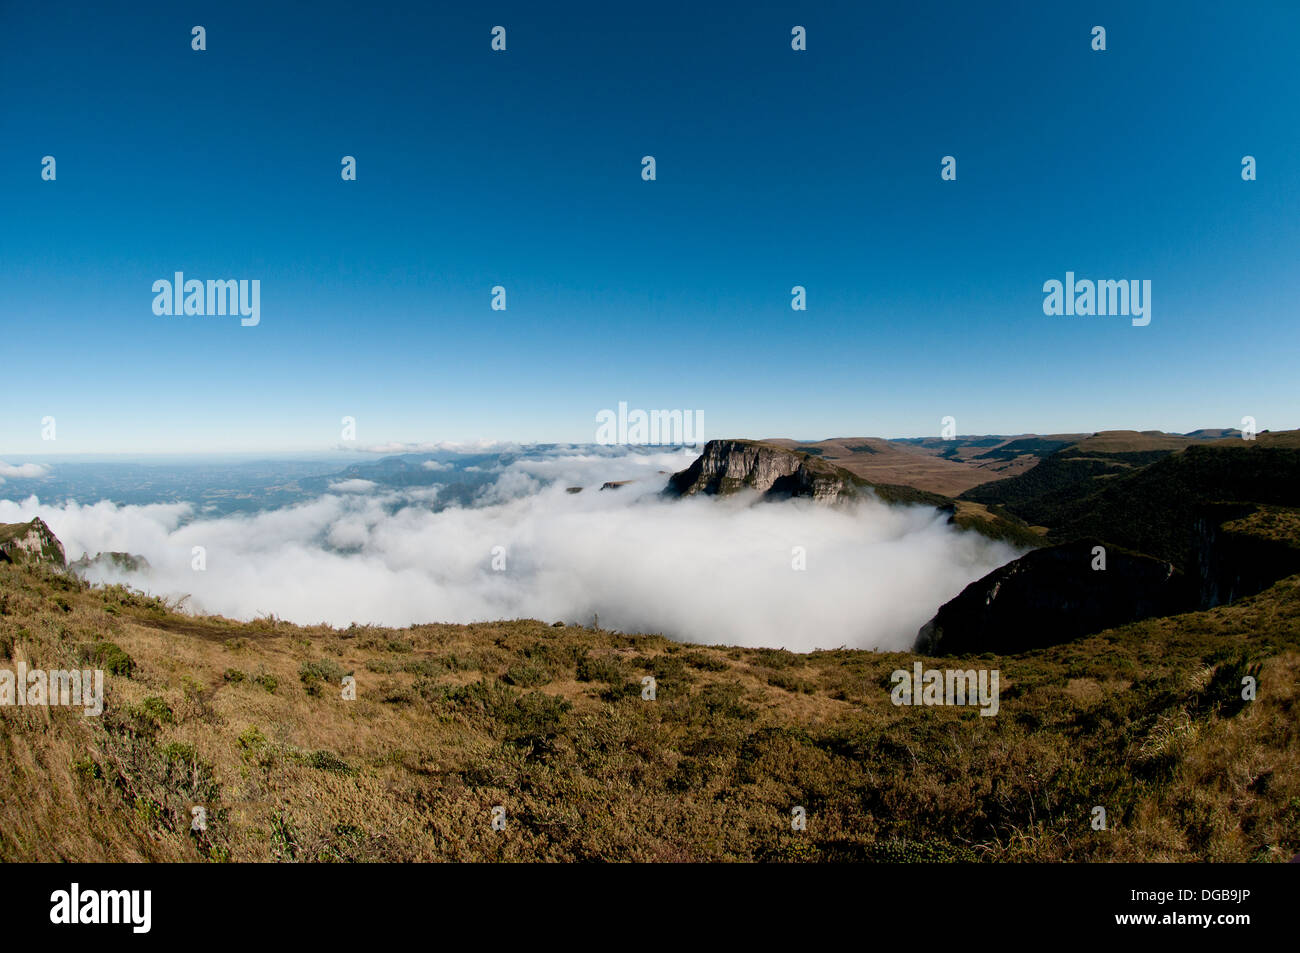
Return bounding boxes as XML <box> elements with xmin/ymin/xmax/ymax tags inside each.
<box><xmin>1049</xmin><ymin>443</ymin><xmax>1300</xmax><ymax>566</ymax></box>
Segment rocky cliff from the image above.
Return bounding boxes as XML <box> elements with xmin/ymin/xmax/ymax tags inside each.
<box><xmin>915</xmin><ymin>538</ymin><xmax>1194</xmax><ymax>655</ymax></box>
<box><xmin>665</xmin><ymin>439</ymin><xmax>950</xmax><ymax>507</ymax></box>
<box><xmin>0</xmin><ymin>518</ymin><xmax>66</xmax><ymax>567</ymax></box>
<box><xmin>1192</xmin><ymin>502</ymin><xmax>1300</xmax><ymax>610</ymax></box>
<box><xmin>666</xmin><ymin>439</ymin><xmax>860</xmax><ymax>502</ymax></box>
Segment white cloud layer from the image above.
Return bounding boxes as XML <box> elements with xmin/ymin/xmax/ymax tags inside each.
<box><xmin>0</xmin><ymin>450</ymin><xmax>1019</xmax><ymax>651</ymax></box>
<box><xmin>328</xmin><ymin>479</ymin><xmax>379</xmax><ymax>493</ymax></box>
<box><xmin>0</xmin><ymin>461</ymin><xmax>51</xmax><ymax>483</ymax></box>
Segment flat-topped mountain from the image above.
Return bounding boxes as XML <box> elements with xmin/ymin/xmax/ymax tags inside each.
<box><xmin>665</xmin><ymin>439</ymin><xmax>1046</xmax><ymax>547</ymax></box>
<box><xmin>666</xmin><ymin>439</ymin><xmax>861</xmax><ymax>503</ymax></box>
<box><xmin>665</xmin><ymin>438</ymin><xmax>949</xmax><ymax>508</ymax></box>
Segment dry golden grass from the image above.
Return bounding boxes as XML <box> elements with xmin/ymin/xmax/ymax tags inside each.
<box><xmin>1</xmin><ymin>560</ymin><xmax>1298</xmax><ymax>862</ymax></box>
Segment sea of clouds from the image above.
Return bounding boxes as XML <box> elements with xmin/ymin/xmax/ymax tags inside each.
<box><xmin>0</xmin><ymin>448</ymin><xmax>1021</xmax><ymax>652</ymax></box>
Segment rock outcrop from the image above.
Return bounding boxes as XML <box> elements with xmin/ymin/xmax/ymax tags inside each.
<box><xmin>68</xmin><ymin>551</ymin><xmax>151</xmax><ymax>575</ymax></box>
<box><xmin>664</xmin><ymin>439</ymin><xmax>957</xmax><ymax>511</ymax></box>
<box><xmin>914</xmin><ymin>538</ymin><xmax>1194</xmax><ymax>655</ymax></box>
<box><xmin>0</xmin><ymin>518</ymin><xmax>66</xmax><ymax>567</ymax></box>
<box><xmin>665</xmin><ymin>439</ymin><xmax>866</xmax><ymax>503</ymax></box>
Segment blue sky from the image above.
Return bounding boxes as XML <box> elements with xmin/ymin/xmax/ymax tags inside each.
<box><xmin>2</xmin><ymin>0</ymin><xmax>1297</xmax><ymax>453</ymax></box>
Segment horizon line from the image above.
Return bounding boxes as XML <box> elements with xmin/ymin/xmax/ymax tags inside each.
<box><xmin>1</xmin><ymin>424</ymin><xmax>1287</xmax><ymax>461</ymax></box>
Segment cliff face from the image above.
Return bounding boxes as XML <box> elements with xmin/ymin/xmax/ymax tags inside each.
<box><xmin>1193</xmin><ymin>503</ymin><xmax>1300</xmax><ymax>610</ymax></box>
<box><xmin>0</xmin><ymin>518</ymin><xmax>66</xmax><ymax>567</ymax></box>
<box><xmin>665</xmin><ymin>439</ymin><xmax>864</xmax><ymax>503</ymax></box>
<box><xmin>915</xmin><ymin>538</ymin><xmax>1194</xmax><ymax>655</ymax></box>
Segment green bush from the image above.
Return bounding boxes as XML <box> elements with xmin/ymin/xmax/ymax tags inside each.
<box><xmin>502</xmin><ymin>660</ymin><xmax>551</xmax><ymax>687</ymax></box>
<box><xmin>497</xmin><ymin>690</ymin><xmax>571</xmax><ymax>749</ymax></box>
<box><xmin>161</xmin><ymin>741</ymin><xmax>199</xmax><ymax>765</ymax></box>
<box><xmin>237</xmin><ymin>725</ymin><xmax>268</xmax><ymax>755</ymax></box>
<box><xmin>400</xmin><ymin>657</ymin><xmax>446</xmax><ymax>677</ymax></box>
<box><xmin>681</xmin><ymin>651</ymin><xmax>728</xmax><ymax>672</ymax></box>
<box><xmin>299</xmin><ymin>658</ymin><xmax>347</xmax><ymax>696</ymax></box>
<box><xmin>139</xmin><ymin>696</ymin><xmax>174</xmax><ymax>725</ymax></box>
<box><xmin>299</xmin><ymin>749</ymin><xmax>355</xmax><ymax>775</ymax></box>
<box><xmin>433</xmin><ymin>680</ymin><xmax>570</xmax><ymax>750</ymax></box>
<box><xmin>576</xmin><ymin>653</ymin><xmax>626</xmax><ymax>684</ymax></box>
<box><xmin>764</xmin><ymin>669</ymin><xmax>814</xmax><ymax>694</ymax></box>
<box><xmin>83</xmin><ymin>641</ymin><xmax>135</xmax><ymax>678</ymax></box>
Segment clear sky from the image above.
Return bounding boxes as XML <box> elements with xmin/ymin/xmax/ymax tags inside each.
<box><xmin>2</xmin><ymin>1</ymin><xmax>1297</xmax><ymax>453</ymax></box>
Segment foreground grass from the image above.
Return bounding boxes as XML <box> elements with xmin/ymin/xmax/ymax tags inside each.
<box><xmin>1</xmin><ymin>561</ymin><xmax>1297</xmax><ymax>862</ymax></box>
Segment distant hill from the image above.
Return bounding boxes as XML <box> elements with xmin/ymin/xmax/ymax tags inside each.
<box><xmin>1050</xmin><ymin>440</ymin><xmax>1300</xmax><ymax>569</ymax></box>
<box><xmin>962</xmin><ymin>431</ymin><xmax>1300</xmax><ymax>555</ymax></box>
<box><xmin>957</xmin><ymin>430</ymin><xmax>1289</xmax><ymax>526</ymax></box>
<box><xmin>959</xmin><ymin>435</ymin><xmax>1181</xmax><ymax>527</ymax></box>
<box><xmin>764</xmin><ymin>434</ymin><xmax>1080</xmax><ymax>497</ymax></box>
<box><xmin>763</xmin><ymin>429</ymin><xmax>1252</xmax><ymax>498</ymax></box>
<box><xmin>1183</xmin><ymin>428</ymin><xmax>1245</xmax><ymax>440</ymax></box>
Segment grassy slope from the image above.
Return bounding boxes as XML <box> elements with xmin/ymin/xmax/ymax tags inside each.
<box><xmin>2</xmin><ymin>560</ymin><xmax>1297</xmax><ymax>862</ymax></box>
